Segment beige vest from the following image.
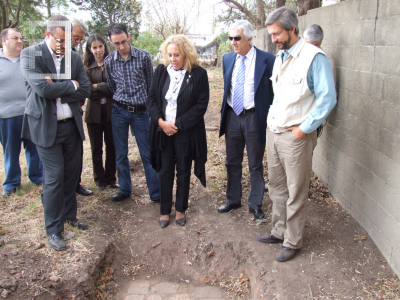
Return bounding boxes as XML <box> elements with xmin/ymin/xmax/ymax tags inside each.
<box><xmin>267</xmin><ymin>38</ymin><xmax>325</xmax><ymax>133</ymax></box>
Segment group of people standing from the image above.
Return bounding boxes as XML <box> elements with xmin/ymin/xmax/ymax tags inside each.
<box><xmin>0</xmin><ymin>6</ymin><xmax>336</xmax><ymax>262</ymax></box>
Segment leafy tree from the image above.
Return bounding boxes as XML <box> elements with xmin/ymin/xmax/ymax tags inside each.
<box><xmin>72</xmin><ymin>0</ymin><xmax>141</xmax><ymax>40</ymax></box>
<box><xmin>133</xmin><ymin>30</ymin><xmax>163</xmax><ymax>60</ymax></box>
<box><xmin>1</xmin><ymin>0</ymin><xmax>23</xmax><ymax>31</ymax></box>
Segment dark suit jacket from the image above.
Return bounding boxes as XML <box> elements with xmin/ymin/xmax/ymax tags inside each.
<box><xmin>219</xmin><ymin>47</ymin><xmax>275</xmax><ymax>144</ymax></box>
<box><xmin>147</xmin><ymin>64</ymin><xmax>209</xmax><ymax>186</ymax></box>
<box><xmin>20</xmin><ymin>41</ymin><xmax>90</xmax><ymax>147</ymax></box>
<box><xmin>84</xmin><ymin>61</ymin><xmax>113</xmax><ymax>123</ymax></box>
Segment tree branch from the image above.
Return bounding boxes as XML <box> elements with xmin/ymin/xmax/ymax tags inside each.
<box><xmin>10</xmin><ymin>0</ymin><xmax>22</xmax><ymax>28</ymax></box>
<box><xmin>222</xmin><ymin>0</ymin><xmax>260</xmax><ymax>28</ymax></box>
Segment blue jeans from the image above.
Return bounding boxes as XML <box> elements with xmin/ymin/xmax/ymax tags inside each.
<box><xmin>111</xmin><ymin>104</ymin><xmax>160</xmax><ymax>200</ymax></box>
<box><xmin>0</xmin><ymin>116</ymin><xmax>43</xmax><ymax>191</ymax></box>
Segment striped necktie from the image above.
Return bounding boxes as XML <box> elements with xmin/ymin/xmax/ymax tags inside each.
<box><xmin>233</xmin><ymin>55</ymin><xmax>246</xmax><ymax>116</ymax></box>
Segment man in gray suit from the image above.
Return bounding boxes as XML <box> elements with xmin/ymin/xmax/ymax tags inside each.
<box><xmin>20</xmin><ymin>15</ymin><xmax>90</xmax><ymax>251</ymax></box>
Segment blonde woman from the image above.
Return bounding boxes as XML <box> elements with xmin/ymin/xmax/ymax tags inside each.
<box><xmin>147</xmin><ymin>35</ymin><xmax>210</xmax><ymax>228</ymax></box>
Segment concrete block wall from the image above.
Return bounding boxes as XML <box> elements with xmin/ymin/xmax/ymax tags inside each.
<box><xmin>254</xmin><ymin>0</ymin><xmax>400</xmax><ymax>277</ymax></box>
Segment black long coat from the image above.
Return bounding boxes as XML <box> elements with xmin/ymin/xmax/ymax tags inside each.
<box><xmin>147</xmin><ymin>64</ymin><xmax>210</xmax><ymax>186</ymax></box>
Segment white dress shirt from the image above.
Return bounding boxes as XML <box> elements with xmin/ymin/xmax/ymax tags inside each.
<box><xmin>227</xmin><ymin>46</ymin><xmax>256</xmax><ymax>109</ymax></box>
<box><xmin>45</xmin><ymin>39</ymin><xmax>74</xmax><ymax>120</ymax></box>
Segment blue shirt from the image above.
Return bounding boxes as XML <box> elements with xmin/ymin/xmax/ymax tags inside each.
<box><xmin>282</xmin><ymin>38</ymin><xmax>337</xmax><ymax>134</ymax></box>
<box><xmin>104</xmin><ymin>46</ymin><xmax>153</xmax><ymax>106</ymax></box>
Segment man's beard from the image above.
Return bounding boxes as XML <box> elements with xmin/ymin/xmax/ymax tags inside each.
<box><xmin>277</xmin><ymin>34</ymin><xmax>291</xmax><ymax>50</ymax></box>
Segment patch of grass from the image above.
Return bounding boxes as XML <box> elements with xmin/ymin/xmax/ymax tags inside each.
<box><xmin>27</xmin><ymin>202</ymin><xmax>38</xmax><ymax>215</ymax></box>
<box><xmin>8</xmin><ymin>240</ymin><xmax>22</xmax><ymax>248</ymax></box>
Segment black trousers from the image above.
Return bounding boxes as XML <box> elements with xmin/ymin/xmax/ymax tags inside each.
<box><xmin>86</xmin><ymin>104</ymin><xmax>116</xmax><ymax>187</ymax></box>
<box><xmin>36</xmin><ymin>119</ymin><xmax>82</xmax><ymax>235</ymax></box>
<box><xmin>159</xmin><ymin>134</ymin><xmax>192</xmax><ymax>215</ymax></box>
<box><xmin>224</xmin><ymin>107</ymin><xmax>265</xmax><ymax>209</ymax></box>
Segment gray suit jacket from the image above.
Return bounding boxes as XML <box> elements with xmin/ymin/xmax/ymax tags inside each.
<box><xmin>20</xmin><ymin>41</ymin><xmax>90</xmax><ymax>147</ymax></box>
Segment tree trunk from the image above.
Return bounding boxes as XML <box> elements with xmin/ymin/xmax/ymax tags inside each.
<box><xmin>298</xmin><ymin>0</ymin><xmax>321</xmax><ymax>16</ymax></box>
<box><xmin>1</xmin><ymin>0</ymin><xmax>9</xmax><ymax>31</ymax></box>
<box><xmin>276</xmin><ymin>0</ymin><xmax>286</xmax><ymax>8</ymax></box>
<box><xmin>256</xmin><ymin>0</ymin><xmax>265</xmax><ymax>27</ymax></box>
<box><xmin>46</xmin><ymin>0</ymin><xmax>51</xmax><ymax>18</ymax></box>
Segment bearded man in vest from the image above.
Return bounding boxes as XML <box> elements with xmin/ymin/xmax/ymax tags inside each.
<box><xmin>257</xmin><ymin>7</ymin><xmax>337</xmax><ymax>262</ymax></box>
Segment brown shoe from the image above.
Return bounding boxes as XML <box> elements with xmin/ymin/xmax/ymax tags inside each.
<box><xmin>275</xmin><ymin>246</ymin><xmax>300</xmax><ymax>262</ymax></box>
<box><xmin>257</xmin><ymin>233</ymin><xmax>283</xmax><ymax>244</ymax></box>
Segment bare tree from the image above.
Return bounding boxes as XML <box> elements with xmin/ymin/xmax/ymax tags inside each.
<box><xmin>221</xmin><ymin>0</ymin><xmax>322</xmax><ymax>29</ymax></box>
<box><xmin>142</xmin><ymin>0</ymin><xmax>196</xmax><ymax>39</ymax></box>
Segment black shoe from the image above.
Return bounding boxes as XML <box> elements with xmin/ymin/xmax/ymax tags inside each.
<box><xmin>159</xmin><ymin>220</ymin><xmax>170</xmax><ymax>228</ymax></box>
<box><xmin>275</xmin><ymin>246</ymin><xmax>300</xmax><ymax>262</ymax></box>
<box><xmin>109</xmin><ymin>183</ymin><xmax>120</xmax><ymax>189</ymax></box>
<box><xmin>111</xmin><ymin>192</ymin><xmax>130</xmax><ymax>202</ymax></box>
<box><xmin>76</xmin><ymin>185</ymin><xmax>93</xmax><ymax>196</ymax></box>
<box><xmin>175</xmin><ymin>216</ymin><xmax>186</xmax><ymax>226</ymax></box>
<box><xmin>257</xmin><ymin>233</ymin><xmax>284</xmax><ymax>244</ymax></box>
<box><xmin>249</xmin><ymin>207</ymin><xmax>265</xmax><ymax>219</ymax></box>
<box><xmin>48</xmin><ymin>234</ymin><xmax>66</xmax><ymax>251</ymax></box>
<box><xmin>2</xmin><ymin>188</ymin><xmax>16</xmax><ymax>197</ymax></box>
<box><xmin>67</xmin><ymin>219</ymin><xmax>88</xmax><ymax>230</ymax></box>
<box><xmin>217</xmin><ymin>203</ymin><xmax>241</xmax><ymax>213</ymax></box>
<box><xmin>151</xmin><ymin>198</ymin><xmax>160</xmax><ymax>202</ymax></box>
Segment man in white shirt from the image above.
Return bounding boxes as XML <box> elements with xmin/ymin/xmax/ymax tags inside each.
<box><xmin>20</xmin><ymin>15</ymin><xmax>91</xmax><ymax>251</ymax></box>
<box><xmin>218</xmin><ymin>20</ymin><xmax>275</xmax><ymax>219</ymax></box>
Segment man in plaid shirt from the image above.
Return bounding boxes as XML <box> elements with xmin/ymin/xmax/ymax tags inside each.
<box><xmin>104</xmin><ymin>23</ymin><xmax>160</xmax><ymax>202</ymax></box>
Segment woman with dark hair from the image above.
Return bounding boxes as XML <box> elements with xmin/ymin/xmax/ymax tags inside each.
<box><xmin>84</xmin><ymin>34</ymin><xmax>119</xmax><ymax>190</ymax></box>
<box><xmin>147</xmin><ymin>34</ymin><xmax>209</xmax><ymax>228</ymax></box>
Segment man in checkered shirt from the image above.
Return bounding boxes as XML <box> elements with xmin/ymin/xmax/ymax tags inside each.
<box><xmin>104</xmin><ymin>23</ymin><xmax>160</xmax><ymax>202</ymax></box>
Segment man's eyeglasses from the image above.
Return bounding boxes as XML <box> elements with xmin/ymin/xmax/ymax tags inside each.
<box><xmin>112</xmin><ymin>40</ymin><xmax>129</xmax><ymax>47</ymax></box>
<box><xmin>73</xmin><ymin>35</ymin><xmax>85</xmax><ymax>43</ymax></box>
<box><xmin>228</xmin><ymin>36</ymin><xmax>242</xmax><ymax>41</ymax></box>
<box><xmin>50</xmin><ymin>33</ymin><xmax>66</xmax><ymax>44</ymax></box>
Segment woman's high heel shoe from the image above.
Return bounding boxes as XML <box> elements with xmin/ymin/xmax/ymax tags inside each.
<box><xmin>175</xmin><ymin>216</ymin><xmax>186</xmax><ymax>226</ymax></box>
<box><xmin>159</xmin><ymin>219</ymin><xmax>170</xmax><ymax>228</ymax></box>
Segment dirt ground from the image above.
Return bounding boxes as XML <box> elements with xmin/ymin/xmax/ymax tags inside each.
<box><xmin>0</xmin><ymin>68</ymin><xmax>399</xmax><ymax>300</ymax></box>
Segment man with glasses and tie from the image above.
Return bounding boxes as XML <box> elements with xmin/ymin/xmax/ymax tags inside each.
<box><xmin>104</xmin><ymin>23</ymin><xmax>160</xmax><ymax>203</ymax></box>
<box><xmin>20</xmin><ymin>15</ymin><xmax>91</xmax><ymax>250</ymax></box>
<box><xmin>218</xmin><ymin>20</ymin><xmax>275</xmax><ymax>219</ymax></box>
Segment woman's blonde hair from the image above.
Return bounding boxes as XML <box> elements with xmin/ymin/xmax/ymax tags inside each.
<box><xmin>160</xmin><ymin>34</ymin><xmax>199</xmax><ymax>72</ymax></box>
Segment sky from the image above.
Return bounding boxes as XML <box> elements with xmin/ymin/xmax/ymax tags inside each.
<box><xmin>63</xmin><ymin>0</ymin><xmax>338</xmax><ymax>44</ymax></box>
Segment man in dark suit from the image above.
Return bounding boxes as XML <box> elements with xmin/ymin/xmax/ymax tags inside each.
<box><xmin>20</xmin><ymin>15</ymin><xmax>90</xmax><ymax>251</ymax></box>
<box><xmin>219</xmin><ymin>20</ymin><xmax>275</xmax><ymax>219</ymax></box>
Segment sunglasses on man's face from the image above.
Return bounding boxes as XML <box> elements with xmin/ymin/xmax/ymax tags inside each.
<box><xmin>228</xmin><ymin>36</ymin><xmax>242</xmax><ymax>41</ymax></box>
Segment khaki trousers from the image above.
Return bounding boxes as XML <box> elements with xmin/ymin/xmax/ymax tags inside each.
<box><xmin>267</xmin><ymin>129</ymin><xmax>317</xmax><ymax>249</ymax></box>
